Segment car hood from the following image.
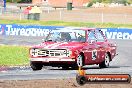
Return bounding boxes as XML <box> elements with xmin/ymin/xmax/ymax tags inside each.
<box><xmin>32</xmin><ymin>42</ymin><xmax>85</xmax><ymax>50</ymax></box>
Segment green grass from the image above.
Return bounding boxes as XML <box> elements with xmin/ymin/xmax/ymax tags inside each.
<box><xmin>0</xmin><ymin>45</ymin><xmax>29</xmax><ymax>66</ymax></box>
<box><xmin>0</xmin><ymin>19</ymin><xmax>132</xmax><ymax>28</ymax></box>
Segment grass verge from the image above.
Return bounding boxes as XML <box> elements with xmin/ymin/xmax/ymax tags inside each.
<box><xmin>0</xmin><ymin>45</ymin><xmax>29</xmax><ymax>66</ymax></box>
<box><xmin>0</xmin><ymin>19</ymin><xmax>132</xmax><ymax>28</ymax></box>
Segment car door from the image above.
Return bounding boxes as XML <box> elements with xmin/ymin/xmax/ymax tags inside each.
<box><xmin>83</xmin><ymin>30</ymin><xmax>100</xmax><ymax>65</ymax></box>
<box><xmin>94</xmin><ymin>29</ymin><xmax>107</xmax><ymax>63</ymax></box>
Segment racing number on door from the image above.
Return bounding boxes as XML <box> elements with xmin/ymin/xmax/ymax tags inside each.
<box><xmin>92</xmin><ymin>50</ymin><xmax>97</xmax><ymax>60</ymax></box>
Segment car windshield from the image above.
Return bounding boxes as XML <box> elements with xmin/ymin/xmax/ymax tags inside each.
<box><xmin>45</xmin><ymin>28</ymin><xmax>86</xmax><ymax>42</ymax></box>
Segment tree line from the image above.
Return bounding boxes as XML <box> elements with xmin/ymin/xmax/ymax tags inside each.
<box><xmin>6</xmin><ymin>0</ymin><xmax>32</xmax><ymax>3</ymax></box>
<box><xmin>87</xmin><ymin>0</ymin><xmax>132</xmax><ymax>7</ymax></box>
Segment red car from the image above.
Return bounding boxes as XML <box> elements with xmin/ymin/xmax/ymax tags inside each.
<box><xmin>29</xmin><ymin>27</ymin><xmax>117</xmax><ymax>70</ymax></box>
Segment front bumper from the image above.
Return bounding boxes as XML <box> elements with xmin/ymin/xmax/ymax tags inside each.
<box><xmin>30</xmin><ymin>57</ymin><xmax>75</xmax><ymax>62</ymax></box>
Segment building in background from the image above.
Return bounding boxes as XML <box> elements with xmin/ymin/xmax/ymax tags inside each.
<box><xmin>32</xmin><ymin>0</ymin><xmax>90</xmax><ymax>7</ymax></box>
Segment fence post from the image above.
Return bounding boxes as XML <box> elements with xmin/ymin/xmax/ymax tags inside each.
<box><xmin>19</xmin><ymin>7</ymin><xmax>22</xmax><ymax>20</ymax></box>
<box><xmin>47</xmin><ymin>7</ymin><xmax>50</xmax><ymax>13</ymax></box>
<box><xmin>20</xmin><ymin>13</ymin><xmax>22</xmax><ymax>20</ymax></box>
<box><xmin>0</xmin><ymin>7</ymin><xmax>2</xmax><ymax>15</ymax></box>
<box><xmin>101</xmin><ymin>13</ymin><xmax>104</xmax><ymax>23</ymax></box>
<box><xmin>59</xmin><ymin>10</ymin><xmax>62</xmax><ymax>21</ymax></box>
<box><xmin>124</xmin><ymin>14</ymin><xmax>127</xmax><ymax>24</ymax></box>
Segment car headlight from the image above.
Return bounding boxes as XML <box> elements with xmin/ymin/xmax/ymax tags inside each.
<box><xmin>66</xmin><ymin>50</ymin><xmax>72</xmax><ymax>57</ymax></box>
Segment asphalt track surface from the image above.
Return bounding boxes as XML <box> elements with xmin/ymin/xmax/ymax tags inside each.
<box><xmin>0</xmin><ymin>35</ymin><xmax>132</xmax><ymax>80</ymax></box>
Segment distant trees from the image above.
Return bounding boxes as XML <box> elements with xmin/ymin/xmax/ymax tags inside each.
<box><xmin>113</xmin><ymin>0</ymin><xmax>132</xmax><ymax>5</ymax></box>
<box><xmin>6</xmin><ymin>0</ymin><xmax>132</xmax><ymax>5</ymax></box>
<box><xmin>88</xmin><ymin>0</ymin><xmax>132</xmax><ymax>4</ymax></box>
<box><xmin>6</xmin><ymin>0</ymin><xmax>32</xmax><ymax>3</ymax></box>
<box><xmin>87</xmin><ymin>0</ymin><xmax>132</xmax><ymax>7</ymax></box>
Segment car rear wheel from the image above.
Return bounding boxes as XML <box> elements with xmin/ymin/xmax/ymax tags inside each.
<box><xmin>30</xmin><ymin>62</ymin><xmax>43</xmax><ymax>71</ymax></box>
<box><xmin>99</xmin><ymin>53</ymin><xmax>110</xmax><ymax>68</ymax></box>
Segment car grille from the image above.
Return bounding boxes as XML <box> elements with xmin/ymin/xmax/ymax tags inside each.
<box><xmin>37</xmin><ymin>49</ymin><xmax>67</xmax><ymax>57</ymax></box>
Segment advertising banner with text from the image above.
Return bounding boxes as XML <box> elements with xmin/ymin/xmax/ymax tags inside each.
<box><xmin>0</xmin><ymin>24</ymin><xmax>64</xmax><ymax>36</ymax></box>
<box><xmin>100</xmin><ymin>28</ymin><xmax>132</xmax><ymax>40</ymax></box>
<box><xmin>0</xmin><ymin>24</ymin><xmax>132</xmax><ymax>40</ymax></box>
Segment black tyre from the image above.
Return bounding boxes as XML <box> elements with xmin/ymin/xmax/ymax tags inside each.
<box><xmin>62</xmin><ymin>66</ymin><xmax>69</xmax><ymax>70</ymax></box>
<box><xmin>30</xmin><ymin>62</ymin><xmax>43</xmax><ymax>71</ymax></box>
<box><xmin>70</xmin><ymin>54</ymin><xmax>84</xmax><ymax>70</ymax></box>
<box><xmin>99</xmin><ymin>53</ymin><xmax>110</xmax><ymax>68</ymax></box>
<box><xmin>71</xmin><ymin>65</ymin><xmax>78</xmax><ymax>70</ymax></box>
<box><xmin>76</xmin><ymin>74</ymin><xmax>86</xmax><ymax>85</ymax></box>
<box><xmin>77</xmin><ymin>55</ymin><xmax>84</xmax><ymax>67</ymax></box>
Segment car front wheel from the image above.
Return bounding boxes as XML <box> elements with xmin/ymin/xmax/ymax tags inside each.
<box><xmin>77</xmin><ymin>55</ymin><xmax>84</xmax><ymax>67</ymax></box>
<box><xmin>30</xmin><ymin>62</ymin><xmax>43</xmax><ymax>71</ymax></box>
<box><xmin>99</xmin><ymin>53</ymin><xmax>110</xmax><ymax>68</ymax></box>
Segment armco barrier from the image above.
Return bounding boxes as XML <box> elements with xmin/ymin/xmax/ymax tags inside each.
<box><xmin>0</xmin><ymin>24</ymin><xmax>132</xmax><ymax>40</ymax></box>
<box><xmin>99</xmin><ymin>28</ymin><xmax>132</xmax><ymax>40</ymax></box>
<box><xmin>0</xmin><ymin>24</ymin><xmax>64</xmax><ymax>36</ymax></box>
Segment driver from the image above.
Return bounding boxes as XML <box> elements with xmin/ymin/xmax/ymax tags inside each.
<box><xmin>61</xmin><ymin>32</ymin><xmax>71</xmax><ymax>41</ymax></box>
<box><xmin>78</xmin><ymin>33</ymin><xmax>85</xmax><ymax>42</ymax></box>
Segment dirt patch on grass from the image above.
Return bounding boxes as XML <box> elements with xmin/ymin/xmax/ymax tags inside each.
<box><xmin>0</xmin><ymin>78</ymin><xmax>132</xmax><ymax>88</ymax></box>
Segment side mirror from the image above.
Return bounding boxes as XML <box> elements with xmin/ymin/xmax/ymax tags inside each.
<box><xmin>42</xmin><ymin>39</ymin><xmax>46</xmax><ymax>42</ymax></box>
<box><xmin>42</xmin><ymin>39</ymin><xmax>45</xmax><ymax>42</ymax></box>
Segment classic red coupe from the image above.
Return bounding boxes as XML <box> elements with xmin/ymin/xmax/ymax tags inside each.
<box><xmin>29</xmin><ymin>27</ymin><xmax>117</xmax><ymax>70</ymax></box>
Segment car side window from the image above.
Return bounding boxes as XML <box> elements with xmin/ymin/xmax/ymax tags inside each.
<box><xmin>88</xmin><ymin>31</ymin><xmax>97</xmax><ymax>43</ymax></box>
<box><xmin>95</xmin><ymin>30</ymin><xmax>105</xmax><ymax>42</ymax></box>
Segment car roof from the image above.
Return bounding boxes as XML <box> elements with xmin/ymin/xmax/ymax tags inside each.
<box><xmin>55</xmin><ymin>27</ymin><xmax>96</xmax><ymax>31</ymax></box>
<box><xmin>81</xmin><ymin>28</ymin><xmax>96</xmax><ymax>31</ymax></box>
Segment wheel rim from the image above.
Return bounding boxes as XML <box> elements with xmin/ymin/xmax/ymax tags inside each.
<box><xmin>105</xmin><ymin>54</ymin><xmax>110</xmax><ymax>67</ymax></box>
<box><xmin>77</xmin><ymin>55</ymin><xmax>83</xmax><ymax>67</ymax></box>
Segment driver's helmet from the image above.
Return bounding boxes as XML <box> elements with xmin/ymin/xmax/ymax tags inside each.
<box><xmin>78</xmin><ymin>31</ymin><xmax>85</xmax><ymax>37</ymax></box>
<box><xmin>61</xmin><ymin>32</ymin><xmax>71</xmax><ymax>41</ymax></box>
<box><xmin>78</xmin><ymin>32</ymin><xmax>85</xmax><ymax>42</ymax></box>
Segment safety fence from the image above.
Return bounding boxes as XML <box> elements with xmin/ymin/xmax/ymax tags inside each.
<box><xmin>0</xmin><ymin>24</ymin><xmax>132</xmax><ymax>40</ymax></box>
<box><xmin>0</xmin><ymin>7</ymin><xmax>132</xmax><ymax>24</ymax></box>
